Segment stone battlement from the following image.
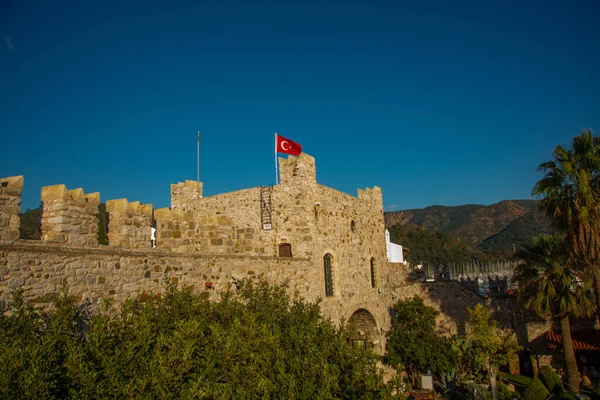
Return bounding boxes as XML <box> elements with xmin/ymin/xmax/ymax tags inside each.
<box><xmin>0</xmin><ymin>175</ymin><xmax>24</xmax><ymax>196</ymax></box>
<box><xmin>106</xmin><ymin>198</ymin><xmax>152</xmax><ymax>215</ymax></box>
<box><xmin>171</xmin><ymin>180</ymin><xmax>202</xmax><ymax>211</ymax></box>
<box><xmin>41</xmin><ymin>184</ymin><xmax>100</xmax><ymax>204</ymax></box>
<box><xmin>106</xmin><ymin>199</ymin><xmax>153</xmax><ymax>249</ymax></box>
<box><xmin>0</xmin><ymin>175</ymin><xmax>24</xmax><ymax>242</ymax></box>
<box><xmin>40</xmin><ymin>184</ymin><xmax>100</xmax><ymax>246</ymax></box>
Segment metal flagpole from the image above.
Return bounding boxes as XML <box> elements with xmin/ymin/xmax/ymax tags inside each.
<box><xmin>274</xmin><ymin>132</ymin><xmax>278</xmax><ymax>185</ymax></box>
<box><xmin>197</xmin><ymin>131</ymin><xmax>200</xmax><ymax>192</ymax></box>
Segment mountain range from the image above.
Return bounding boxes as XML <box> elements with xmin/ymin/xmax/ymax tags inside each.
<box><xmin>384</xmin><ymin>200</ymin><xmax>552</xmax><ymax>261</ymax></box>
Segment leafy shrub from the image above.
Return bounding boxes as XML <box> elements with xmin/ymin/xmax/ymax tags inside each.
<box><xmin>522</xmin><ymin>377</ymin><xmax>550</xmax><ymax>400</ymax></box>
<box><xmin>496</xmin><ymin>380</ymin><xmax>513</xmax><ymax>400</ymax></box>
<box><xmin>386</xmin><ymin>296</ymin><xmax>459</xmax><ymax>386</ymax></box>
<box><xmin>538</xmin><ymin>365</ymin><xmax>562</xmax><ymax>394</ymax></box>
<box><xmin>1</xmin><ymin>280</ymin><xmax>387</xmax><ymax>399</ymax></box>
<box><xmin>453</xmin><ymin>381</ymin><xmax>492</xmax><ymax>400</ymax></box>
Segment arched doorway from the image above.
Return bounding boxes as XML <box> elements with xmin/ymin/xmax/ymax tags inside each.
<box><xmin>348</xmin><ymin>308</ymin><xmax>381</xmax><ymax>352</ymax></box>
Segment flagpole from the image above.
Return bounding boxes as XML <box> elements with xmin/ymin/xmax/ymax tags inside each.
<box><xmin>274</xmin><ymin>132</ymin><xmax>278</xmax><ymax>185</ymax></box>
<box><xmin>197</xmin><ymin>131</ymin><xmax>200</xmax><ymax>192</ymax></box>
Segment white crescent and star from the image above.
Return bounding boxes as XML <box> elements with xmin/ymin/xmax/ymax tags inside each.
<box><xmin>281</xmin><ymin>141</ymin><xmax>291</xmax><ymax>151</ymax></box>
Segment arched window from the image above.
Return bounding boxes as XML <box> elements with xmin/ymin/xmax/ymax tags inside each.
<box><xmin>370</xmin><ymin>257</ymin><xmax>376</xmax><ymax>288</ymax></box>
<box><xmin>324</xmin><ymin>253</ymin><xmax>334</xmax><ymax>297</ymax></box>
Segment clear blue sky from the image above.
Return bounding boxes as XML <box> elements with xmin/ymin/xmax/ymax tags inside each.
<box><xmin>1</xmin><ymin>0</ymin><xmax>599</xmax><ymax>212</ymax></box>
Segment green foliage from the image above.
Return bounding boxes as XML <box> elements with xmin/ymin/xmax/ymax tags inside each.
<box><xmin>533</xmin><ymin>130</ymin><xmax>600</xmax><ymax>322</ymax></box>
<box><xmin>538</xmin><ymin>365</ymin><xmax>562</xmax><ymax>394</ymax></box>
<box><xmin>499</xmin><ymin>372</ymin><xmax>532</xmax><ymax>388</ymax></box>
<box><xmin>0</xmin><ymin>280</ymin><xmax>387</xmax><ymax>399</ymax></box>
<box><xmin>478</xmin><ymin>212</ymin><xmax>551</xmax><ymax>252</ymax></box>
<box><xmin>387</xmin><ymin>223</ymin><xmax>484</xmax><ymax>265</ymax></box>
<box><xmin>514</xmin><ymin>235</ymin><xmax>594</xmax><ymax>319</ymax></box>
<box><xmin>522</xmin><ymin>377</ymin><xmax>550</xmax><ymax>400</ymax></box>
<box><xmin>464</xmin><ymin>304</ymin><xmax>521</xmax><ymax>376</ymax></box>
<box><xmin>386</xmin><ymin>296</ymin><xmax>459</xmax><ymax>384</ymax></box>
<box><xmin>453</xmin><ymin>381</ymin><xmax>492</xmax><ymax>400</ymax></box>
<box><xmin>496</xmin><ymin>380</ymin><xmax>513</xmax><ymax>400</ymax></box>
<box><xmin>559</xmin><ymin>390</ymin><xmax>578</xmax><ymax>400</ymax></box>
<box><xmin>514</xmin><ymin>234</ymin><xmax>593</xmax><ymax>393</ymax></box>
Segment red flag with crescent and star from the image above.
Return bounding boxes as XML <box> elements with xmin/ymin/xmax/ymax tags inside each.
<box><xmin>276</xmin><ymin>134</ymin><xmax>302</xmax><ymax>156</ymax></box>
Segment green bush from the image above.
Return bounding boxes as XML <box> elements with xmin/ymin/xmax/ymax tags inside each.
<box><xmin>453</xmin><ymin>381</ymin><xmax>492</xmax><ymax>400</ymax></box>
<box><xmin>1</xmin><ymin>280</ymin><xmax>387</xmax><ymax>399</ymax></box>
<box><xmin>538</xmin><ymin>365</ymin><xmax>562</xmax><ymax>394</ymax></box>
<box><xmin>559</xmin><ymin>390</ymin><xmax>578</xmax><ymax>400</ymax></box>
<box><xmin>523</xmin><ymin>377</ymin><xmax>550</xmax><ymax>400</ymax></box>
<box><xmin>496</xmin><ymin>380</ymin><xmax>513</xmax><ymax>400</ymax></box>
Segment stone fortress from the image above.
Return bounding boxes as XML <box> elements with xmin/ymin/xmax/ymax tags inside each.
<box><xmin>0</xmin><ymin>153</ymin><xmax>555</xmax><ymax>362</ymax></box>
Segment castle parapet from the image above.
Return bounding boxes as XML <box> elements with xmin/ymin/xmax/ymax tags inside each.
<box><xmin>357</xmin><ymin>186</ymin><xmax>383</xmax><ymax>205</ymax></box>
<box><xmin>106</xmin><ymin>198</ymin><xmax>153</xmax><ymax>249</ymax></box>
<box><xmin>171</xmin><ymin>180</ymin><xmax>202</xmax><ymax>211</ymax></box>
<box><xmin>0</xmin><ymin>176</ymin><xmax>24</xmax><ymax>242</ymax></box>
<box><xmin>40</xmin><ymin>184</ymin><xmax>100</xmax><ymax>246</ymax></box>
<box><xmin>279</xmin><ymin>153</ymin><xmax>316</xmax><ymax>185</ymax></box>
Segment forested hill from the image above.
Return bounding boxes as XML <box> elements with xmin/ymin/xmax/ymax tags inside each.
<box><xmin>384</xmin><ymin>200</ymin><xmax>549</xmax><ymax>248</ymax></box>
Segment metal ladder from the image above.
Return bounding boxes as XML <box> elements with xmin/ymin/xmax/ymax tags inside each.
<box><xmin>260</xmin><ymin>185</ymin><xmax>273</xmax><ymax>230</ymax></box>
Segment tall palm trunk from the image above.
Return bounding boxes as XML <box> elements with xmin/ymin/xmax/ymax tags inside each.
<box><xmin>559</xmin><ymin>315</ymin><xmax>579</xmax><ymax>393</ymax></box>
<box><xmin>592</xmin><ymin>267</ymin><xmax>600</xmax><ymax>328</ymax></box>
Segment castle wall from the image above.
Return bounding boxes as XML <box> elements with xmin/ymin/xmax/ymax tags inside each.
<box><xmin>40</xmin><ymin>185</ymin><xmax>100</xmax><ymax>246</ymax></box>
<box><xmin>0</xmin><ymin>176</ymin><xmax>23</xmax><ymax>243</ymax></box>
<box><xmin>171</xmin><ymin>180</ymin><xmax>202</xmax><ymax>212</ymax></box>
<box><xmin>157</xmin><ymin>186</ymin><xmax>276</xmax><ymax>256</ymax></box>
<box><xmin>0</xmin><ymin>241</ymin><xmax>379</xmax><ymax>323</ymax></box>
<box><xmin>0</xmin><ymin>156</ymin><xmax>557</xmax><ymax>365</ymax></box>
<box><xmin>105</xmin><ymin>199</ymin><xmax>153</xmax><ymax>249</ymax></box>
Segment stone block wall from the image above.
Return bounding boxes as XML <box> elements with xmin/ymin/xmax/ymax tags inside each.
<box><xmin>154</xmin><ymin>208</ymin><xmax>196</xmax><ymax>252</ymax></box>
<box><xmin>106</xmin><ymin>199</ymin><xmax>153</xmax><ymax>249</ymax></box>
<box><xmin>162</xmin><ymin>186</ymin><xmax>277</xmax><ymax>256</ymax></box>
<box><xmin>0</xmin><ymin>241</ymin><xmax>315</xmax><ymax>310</ymax></box>
<box><xmin>279</xmin><ymin>153</ymin><xmax>316</xmax><ymax>185</ymax></box>
<box><xmin>0</xmin><ymin>176</ymin><xmax>23</xmax><ymax>243</ymax></box>
<box><xmin>41</xmin><ymin>185</ymin><xmax>100</xmax><ymax>246</ymax></box>
<box><xmin>171</xmin><ymin>180</ymin><xmax>202</xmax><ymax>212</ymax></box>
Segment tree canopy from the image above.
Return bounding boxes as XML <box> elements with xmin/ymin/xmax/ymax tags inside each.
<box><xmin>0</xmin><ymin>280</ymin><xmax>387</xmax><ymax>399</ymax></box>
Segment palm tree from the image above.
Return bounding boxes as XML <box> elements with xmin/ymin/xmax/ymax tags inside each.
<box><xmin>533</xmin><ymin>129</ymin><xmax>600</xmax><ymax>321</ymax></box>
<box><xmin>514</xmin><ymin>235</ymin><xmax>594</xmax><ymax>394</ymax></box>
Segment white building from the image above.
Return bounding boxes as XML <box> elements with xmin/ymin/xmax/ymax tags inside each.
<box><xmin>385</xmin><ymin>229</ymin><xmax>407</xmax><ymax>264</ymax></box>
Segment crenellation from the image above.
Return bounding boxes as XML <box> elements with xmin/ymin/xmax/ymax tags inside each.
<box><xmin>41</xmin><ymin>184</ymin><xmax>100</xmax><ymax>246</ymax></box>
<box><xmin>106</xmin><ymin>198</ymin><xmax>153</xmax><ymax>249</ymax></box>
<box><xmin>0</xmin><ymin>176</ymin><xmax>24</xmax><ymax>243</ymax></box>
<box><xmin>171</xmin><ymin>180</ymin><xmax>202</xmax><ymax>211</ymax></box>
<box><xmin>279</xmin><ymin>153</ymin><xmax>317</xmax><ymax>185</ymax></box>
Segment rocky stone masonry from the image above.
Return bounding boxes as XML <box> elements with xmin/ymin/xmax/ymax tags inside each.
<box><xmin>41</xmin><ymin>184</ymin><xmax>100</xmax><ymax>247</ymax></box>
<box><xmin>106</xmin><ymin>199</ymin><xmax>153</xmax><ymax>249</ymax></box>
<box><xmin>0</xmin><ymin>153</ymin><xmax>555</xmax><ymax>364</ymax></box>
<box><xmin>154</xmin><ymin>207</ymin><xmax>197</xmax><ymax>253</ymax></box>
<box><xmin>171</xmin><ymin>180</ymin><xmax>202</xmax><ymax>212</ymax></box>
<box><xmin>0</xmin><ymin>176</ymin><xmax>23</xmax><ymax>243</ymax></box>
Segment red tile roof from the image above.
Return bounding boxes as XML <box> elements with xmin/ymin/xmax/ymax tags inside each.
<box><xmin>546</xmin><ymin>330</ymin><xmax>600</xmax><ymax>351</ymax></box>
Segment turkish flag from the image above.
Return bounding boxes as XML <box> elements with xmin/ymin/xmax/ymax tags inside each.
<box><xmin>276</xmin><ymin>134</ymin><xmax>302</xmax><ymax>156</ymax></box>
